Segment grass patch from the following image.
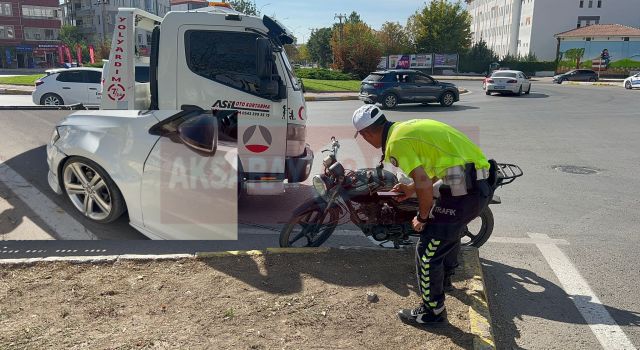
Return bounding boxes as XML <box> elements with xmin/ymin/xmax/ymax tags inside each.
<box><xmin>0</xmin><ymin>74</ymin><xmax>44</xmax><ymax>86</ymax></box>
<box><xmin>302</xmin><ymin>79</ymin><xmax>361</xmax><ymax>92</ymax></box>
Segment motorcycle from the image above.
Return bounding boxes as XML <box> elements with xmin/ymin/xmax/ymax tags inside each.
<box><xmin>279</xmin><ymin>137</ymin><xmax>523</xmax><ymax>249</ymax></box>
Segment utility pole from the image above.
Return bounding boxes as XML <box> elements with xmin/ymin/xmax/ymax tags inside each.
<box><xmin>334</xmin><ymin>13</ymin><xmax>346</xmax><ymax>42</ymax></box>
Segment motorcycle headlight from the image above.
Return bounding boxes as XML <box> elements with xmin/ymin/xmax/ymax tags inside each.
<box><xmin>312</xmin><ymin>174</ymin><xmax>328</xmax><ymax>198</ymax></box>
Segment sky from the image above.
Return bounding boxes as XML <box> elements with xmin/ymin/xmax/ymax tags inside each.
<box><xmin>255</xmin><ymin>0</ymin><xmax>429</xmax><ymax>43</ymax></box>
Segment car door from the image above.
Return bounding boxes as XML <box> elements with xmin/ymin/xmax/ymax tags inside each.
<box><xmin>414</xmin><ymin>74</ymin><xmax>441</xmax><ymax>102</ymax></box>
<box><xmin>395</xmin><ymin>73</ymin><xmax>416</xmax><ymax>102</ymax></box>
<box><xmin>55</xmin><ymin>71</ymin><xmax>86</xmax><ymax>104</ymax></box>
<box><xmin>84</xmin><ymin>70</ymin><xmax>102</xmax><ymax>105</ymax></box>
<box><xmin>140</xmin><ymin>111</ymin><xmax>238</xmax><ymax>240</ymax></box>
<box><xmin>567</xmin><ymin>71</ymin><xmax>578</xmax><ymax>81</ymax></box>
<box><xmin>633</xmin><ymin>73</ymin><xmax>640</xmax><ymax>87</ymax></box>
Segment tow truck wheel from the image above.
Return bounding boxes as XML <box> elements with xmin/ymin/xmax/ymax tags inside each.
<box><xmin>41</xmin><ymin>93</ymin><xmax>64</xmax><ymax>106</ymax></box>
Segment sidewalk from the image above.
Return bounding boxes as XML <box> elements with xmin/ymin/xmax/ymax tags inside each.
<box><xmin>1</xmin><ymin>246</ymin><xmax>494</xmax><ymax>350</ymax></box>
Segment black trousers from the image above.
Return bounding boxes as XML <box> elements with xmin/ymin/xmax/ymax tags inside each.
<box><xmin>415</xmin><ymin>179</ymin><xmax>492</xmax><ymax>310</ymax></box>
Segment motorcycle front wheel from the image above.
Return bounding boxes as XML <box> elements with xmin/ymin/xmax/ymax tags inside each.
<box><xmin>279</xmin><ymin>201</ymin><xmax>340</xmax><ymax>248</ymax></box>
<box><xmin>461</xmin><ymin>206</ymin><xmax>494</xmax><ymax>248</ymax></box>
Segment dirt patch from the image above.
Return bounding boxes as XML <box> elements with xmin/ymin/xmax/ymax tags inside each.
<box><xmin>1</xmin><ymin>250</ymin><xmax>476</xmax><ymax>349</ymax></box>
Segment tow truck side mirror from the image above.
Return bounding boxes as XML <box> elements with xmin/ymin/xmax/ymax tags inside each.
<box><xmin>256</xmin><ymin>38</ymin><xmax>286</xmax><ymax>101</ymax></box>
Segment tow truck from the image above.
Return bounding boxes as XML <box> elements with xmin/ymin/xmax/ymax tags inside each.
<box><xmin>100</xmin><ymin>2</ymin><xmax>313</xmax><ymax>195</ymax></box>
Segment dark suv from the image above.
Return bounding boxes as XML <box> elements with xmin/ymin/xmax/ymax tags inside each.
<box><xmin>359</xmin><ymin>70</ymin><xmax>459</xmax><ymax>109</ymax></box>
<box><xmin>553</xmin><ymin>69</ymin><xmax>598</xmax><ymax>84</ymax></box>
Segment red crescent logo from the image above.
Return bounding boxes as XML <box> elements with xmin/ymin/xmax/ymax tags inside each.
<box><xmin>298</xmin><ymin>106</ymin><xmax>305</xmax><ymax>120</ymax></box>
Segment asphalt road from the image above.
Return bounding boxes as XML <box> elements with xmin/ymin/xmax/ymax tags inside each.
<box><xmin>1</xmin><ymin>81</ymin><xmax>640</xmax><ymax>349</ymax></box>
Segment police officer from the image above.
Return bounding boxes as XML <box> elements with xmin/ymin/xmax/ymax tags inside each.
<box><xmin>352</xmin><ymin>105</ymin><xmax>493</xmax><ymax>326</ymax></box>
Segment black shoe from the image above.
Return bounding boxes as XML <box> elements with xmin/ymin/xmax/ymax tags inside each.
<box><xmin>398</xmin><ymin>304</ymin><xmax>448</xmax><ymax>326</ymax></box>
<box><xmin>444</xmin><ymin>275</ymin><xmax>454</xmax><ymax>292</ymax></box>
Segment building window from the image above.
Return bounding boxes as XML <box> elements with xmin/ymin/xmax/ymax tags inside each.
<box><xmin>24</xmin><ymin>27</ymin><xmax>60</xmax><ymax>41</ymax></box>
<box><xmin>579</xmin><ymin>0</ymin><xmax>584</xmax><ymax>8</ymax></box>
<box><xmin>0</xmin><ymin>2</ymin><xmax>11</xmax><ymax>16</ymax></box>
<box><xmin>0</xmin><ymin>25</ymin><xmax>14</xmax><ymax>39</ymax></box>
<box><xmin>577</xmin><ymin>16</ymin><xmax>600</xmax><ymax>28</ymax></box>
<box><xmin>588</xmin><ymin>0</ymin><xmax>593</xmax><ymax>8</ymax></box>
<box><xmin>21</xmin><ymin>5</ymin><xmax>60</xmax><ymax>19</ymax></box>
<box><xmin>597</xmin><ymin>0</ymin><xmax>602</xmax><ymax>7</ymax></box>
<box><xmin>623</xmin><ymin>37</ymin><xmax>629</xmax><ymax>41</ymax></box>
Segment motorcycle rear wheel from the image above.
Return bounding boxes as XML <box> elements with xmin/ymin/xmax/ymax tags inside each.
<box><xmin>461</xmin><ymin>206</ymin><xmax>494</xmax><ymax>248</ymax></box>
<box><xmin>279</xmin><ymin>204</ymin><xmax>339</xmax><ymax>247</ymax></box>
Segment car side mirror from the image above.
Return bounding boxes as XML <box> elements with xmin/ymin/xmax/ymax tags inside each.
<box><xmin>178</xmin><ymin>113</ymin><xmax>218</xmax><ymax>155</ymax></box>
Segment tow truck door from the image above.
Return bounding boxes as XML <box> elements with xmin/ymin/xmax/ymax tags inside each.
<box><xmin>175</xmin><ymin>25</ymin><xmax>287</xmax><ymax>187</ymax></box>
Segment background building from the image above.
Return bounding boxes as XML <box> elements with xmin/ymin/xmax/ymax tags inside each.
<box><xmin>468</xmin><ymin>0</ymin><xmax>640</xmax><ymax>60</ymax></box>
<box><xmin>0</xmin><ymin>0</ymin><xmax>62</xmax><ymax>69</ymax></box>
<box><xmin>555</xmin><ymin>24</ymin><xmax>640</xmax><ymax>76</ymax></box>
<box><xmin>61</xmin><ymin>0</ymin><xmax>171</xmax><ymax>47</ymax></box>
<box><xmin>170</xmin><ymin>0</ymin><xmax>206</xmax><ymax>11</ymax></box>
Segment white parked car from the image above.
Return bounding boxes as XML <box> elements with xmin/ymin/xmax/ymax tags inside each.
<box><xmin>33</xmin><ymin>67</ymin><xmax>103</xmax><ymax>106</ymax></box>
<box><xmin>47</xmin><ymin>109</ymin><xmax>238</xmax><ymax>240</ymax></box>
<box><xmin>485</xmin><ymin>70</ymin><xmax>532</xmax><ymax>96</ymax></box>
<box><xmin>623</xmin><ymin>72</ymin><xmax>640</xmax><ymax>89</ymax></box>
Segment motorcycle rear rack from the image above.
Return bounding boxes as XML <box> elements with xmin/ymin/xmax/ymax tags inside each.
<box><xmin>496</xmin><ymin>163</ymin><xmax>523</xmax><ymax>186</ymax></box>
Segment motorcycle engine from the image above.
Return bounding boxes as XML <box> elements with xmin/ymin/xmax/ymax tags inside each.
<box><xmin>359</xmin><ymin>202</ymin><xmax>406</xmax><ymax>242</ymax></box>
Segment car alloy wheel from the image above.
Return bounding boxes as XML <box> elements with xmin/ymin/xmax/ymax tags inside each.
<box><xmin>383</xmin><ymin>94</ymin><xmax>397</xmax><ymax>109</ymax></box>
<box><xmin>43</xmin><ymin>94</ymin><xmax>63</xmax><ymax>105</ymax></box>
<box><xmin>63</xmin><ymin>161</ymin><xmax>113</xmax><ymax>221</ymax></box>
<box><xmin>589</xmin><ymin>78</ymin><xmax>596</xmax><ymax>82</ymax></box>
<box><xmin>517</xmin><ymin>85</ymin><xmax>523</xmax><ymax>96</ymax></box>
<box><xmin>441</xmin><ymin>92</ymin><xmax>455</xmax><ymax>107</ymax></box>
<box><xmin>625</xmin><ymin>81</ymin><xmax>632</xmax><ymax>89</ymax></box>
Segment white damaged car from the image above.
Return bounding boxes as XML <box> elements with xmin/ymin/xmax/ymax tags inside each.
<box><xmin>47</xmin><ymin>109</ymin><xmax>238</xmax><ymax>240</ymax></box>
<box><xmin>623</xmin><ymin>72</ymin><xmax>640</xmax><ymax>90</ymax></box>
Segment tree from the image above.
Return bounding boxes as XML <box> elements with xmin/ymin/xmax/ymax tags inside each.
<box><xmin>331</xmin><ymin>22</ymin><xmax>382</xmax><ymax>78</ymax></box>
<box><xmin>377</xmin><ymin>22</ymin><xmax>412</xmax><ymax>55</ymax></box>
<box><xmin>307</xmin><ymin>28</ymin><xmax>333</xmax><ymax>68</ymax></box>
<box><xmin>563</xmin><ymin>48</ymin><xmax>585</xmax><ymax>69</ymax></box>
<box><xmin>227</xmin><ymin>0</ymin><xmax>258</xmax><ymax>16</ymax></box>
<box><xmin>298</xmin><ymin>44</ymin><xmax>310</xmax><ymax>63</ymax></box>
<box><xmin>408</xmin><ymin>0</ymin><xmax>471</xmax><ymax>53</ymax></box>
<box><xmin>459</xmin><ymin>39</ymin><xmax>498</xmax><ymax>73</ymax></box>
<box><xmin>346</xmin><ymin>11</ymin><xmax>362</xmax><ymax>24</ymax></box>
<box><xmin>59</xmin><ymin>25</ymin><xmax>84</xmax><ymax>48</ymax></box>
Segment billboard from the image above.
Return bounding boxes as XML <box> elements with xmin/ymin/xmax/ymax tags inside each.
<box><xmin>410</xmin><ymin>54</ymin><xmax>433</xmax><ymax>68</ymax></box>
<box><xmin>389</xmin><ymin>54</ymin><xmax>411</xmax><ymax>69</ymax></box>
<box><xmin>377</xmin><ymin>56</ymin><xmax>388</xmax><ymax>69</ymax></box>
<box><xmin>434</xmin><ymin>54</ymin><xmax>458</xmax><ymax>68</ymax></box>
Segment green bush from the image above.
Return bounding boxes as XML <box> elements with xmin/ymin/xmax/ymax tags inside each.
<box><xmin>609</xmin><ymin>58</ymin><xmax>640</xmax><ymax>69</ymax></box>
<box><xmin>84</xmin><ymin>62</ymin><xmax>104</xmax><ymax>68</ymax></box>
<box><xmin>294</xmin><ymin>68</ymin><xmax>357</xmax><ymax>81</ymax></box>
<box><xmin>498</xmin><ymin>61</ymin><xmax>556</xmax><ymax>74</ymax></box>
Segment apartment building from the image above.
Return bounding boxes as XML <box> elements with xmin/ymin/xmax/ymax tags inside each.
<box><xmin>468</xmin><ymin>0</ymin><xmax>640</xmax><ymax>60</ymax></box>
<box><xmin>61</xmin><ymin>0</ymin><xmax>171</xmax><ymax>46</ymax></box>
<box><xmin>0</xmin><ymin>0</ymin><xmax>62</xmax><ymax>69</ymax></box>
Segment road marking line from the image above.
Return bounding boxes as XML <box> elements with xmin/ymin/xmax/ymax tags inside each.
<box><xmin>0</xmin><ymin>161</ymin><xmax>98</xmax><ymax>240</ymax></box>
<box><xmin>529</xmin><ymin>232</ymin><xmax>636</xmax><ymax>350</ymax></box>
<box><xmin>488</xmin><ymin>236</ymin><xmax>570</xmax><ymax>245</ymax></box>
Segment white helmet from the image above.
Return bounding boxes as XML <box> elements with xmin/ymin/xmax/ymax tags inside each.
<box><xmin>352</xmin><ymin>104</ymin><xmax>386</xmax><ymax>138</ymax></box>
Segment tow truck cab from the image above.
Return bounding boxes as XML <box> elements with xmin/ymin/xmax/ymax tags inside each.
<box><xmin>101</xmin><ymin>5</ymin><xmax>312</xmax><ymax>195</ymax></box>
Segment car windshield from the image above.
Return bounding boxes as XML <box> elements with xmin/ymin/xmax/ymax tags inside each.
<box><xmin>492</xmin><ymin>72</ymin><xmax>517</xmax><ymax>78</ymax></box>
<box><xmin>364</xmin><ymin>74</ymin><xmax>385</xmax><ymax>81</ymax></box>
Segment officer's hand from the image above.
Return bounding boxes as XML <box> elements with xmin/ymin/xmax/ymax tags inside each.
<box><xmin>392</xmin><ymin>183</ymin><xmax>415</xmax><ymax>202</ymax></box>
<box><xmin>412</xmin><ymin>216</ymin><xmax>426</xmax><ymax>232</ymax></box>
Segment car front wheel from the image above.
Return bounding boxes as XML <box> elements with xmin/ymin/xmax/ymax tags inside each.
<box><xmin>62</xmin><ymin>157</ymin><xmax>126</xmax><ymax>223</ymax></box>
<box><xmin>41</xmin><ymin>93</ymin><xmax>64</xmax><ymax>106</ymax></box>
<box><xmin>588</xmin><ymin>77</ymin><xmax>597</xmax><ymax>82</ymax></box>
<box><xmin>381</xmin><ymin>93</ymin><xmax>398</xmax><ymax>109</ymax></box>
<box><xmin>440</xmin><ymin>91</ymin><xmax>455</xmax><ymax>107</ymax></box>
<box><xmin>625</xmin><ymin>81</ymin><xmax>632</xmax><ymax>89</ymax></box>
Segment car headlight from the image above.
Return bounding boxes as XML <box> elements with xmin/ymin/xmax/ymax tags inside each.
<box><xmin>50</xmin><ymin>127</ymin><xmax>60</xmax><ymax>145</ymax></box>
<box><xmin>312</xmin><ymin>174</ymin><xmax>328</xmax><ymax>198</ymax></box>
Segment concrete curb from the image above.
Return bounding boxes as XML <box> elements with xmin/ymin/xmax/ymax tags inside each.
<box><xmin>565</xmin><ymin>82</ymin><xmax>621</xmax><ymax>87</ymax></box>
<box><xmin>463</xmin><ymin>247</ymin><xmax>496</xmax><ymax>350</ymax></box>
<box><xmin>0</xmin><ymin>88</ymin><xmax>32</xmax><ymax>95</ymax></box>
